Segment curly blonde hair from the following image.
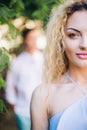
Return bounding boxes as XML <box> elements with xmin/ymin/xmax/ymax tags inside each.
<box><xmin>44</xmin><ymin>0</ymin><xmax>87</xmax><ymax>83</ymax></box>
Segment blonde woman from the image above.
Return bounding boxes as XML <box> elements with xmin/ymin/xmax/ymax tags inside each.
<box><xmin>31</xmin><ymin>0</ymin><xmax>87</xmax><ymax>130</ymax></box>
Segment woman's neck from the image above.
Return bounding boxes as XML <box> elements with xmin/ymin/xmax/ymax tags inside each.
<box><xmin>68</xmin><ymin>65</ymin><xmax>87</xmax><ymax>84</ymax></box>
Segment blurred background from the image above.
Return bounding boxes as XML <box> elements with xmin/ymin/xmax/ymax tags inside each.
<box><xmin>0</xmin><ymin>0</ymin><xmax>64</xmax><ymax>130</ymax></box>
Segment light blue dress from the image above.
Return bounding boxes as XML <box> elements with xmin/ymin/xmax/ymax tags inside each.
<box><xmin>49</xmin><ymin>95</ymin><xmax>87</xmax><ymax>130</ymax></box>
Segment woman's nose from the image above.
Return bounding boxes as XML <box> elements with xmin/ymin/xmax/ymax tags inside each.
<box><xmin>79</xmin><ymin>36</ymin><xmax>87</xmax><ymax>50</ymax></box>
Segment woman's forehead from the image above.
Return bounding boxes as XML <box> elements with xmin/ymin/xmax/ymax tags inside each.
<box><xmin>66</xmin><ymin>10</ymin><xmax>87</xmax><ymax>30</ymax></box>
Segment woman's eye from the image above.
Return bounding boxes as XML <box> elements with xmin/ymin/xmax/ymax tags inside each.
<box><xmin>68</xmin><ymin>33</ymin><xmax>79</xmax><ymax>39</ymax></box>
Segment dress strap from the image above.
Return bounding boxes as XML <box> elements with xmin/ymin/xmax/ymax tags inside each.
<box><xmin>65</xmin><ymin>73</ymin><xmax>87</xmax><ymax>95</ymax></box>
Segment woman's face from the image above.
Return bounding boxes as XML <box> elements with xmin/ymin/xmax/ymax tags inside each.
<box><xmin>64</xmin><ymin>10</ymin><xmax>87</xmax><ymax>68</ymax></box>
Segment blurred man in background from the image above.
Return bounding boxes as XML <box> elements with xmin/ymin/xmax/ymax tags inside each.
<box><xmin>5</xmin><ymin>28</ymin><xmax>44</xmax><ymax>130</ymax></box>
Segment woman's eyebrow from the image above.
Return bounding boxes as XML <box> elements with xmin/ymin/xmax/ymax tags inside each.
<box><xmin>66</xmin><ymin>28</ymin><xmax>80</xmax><ymax>33</ymax></box>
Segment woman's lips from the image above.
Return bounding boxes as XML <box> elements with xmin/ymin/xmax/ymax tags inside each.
<box><xmin>76</xmin><ymin>53</ymin><xmax>87</xmax><ymax>59</ymax></box>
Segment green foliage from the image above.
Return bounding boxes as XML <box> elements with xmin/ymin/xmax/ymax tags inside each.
<box><xmin>26</xmin><ymin>0</ymin><xmax>64</xmax><ymax>24</ymax></box>
<box><xmin>0</xmin><ymin>76</ymin><xmax>6</xmax><ymax>88</ymax></box>
<box><xmin>0</xmin><ymin>0</ymin><xmax>66</xmax><ymax>25</ymax></box>
<box><xmin>0</xmin><ymin>48</ymin><xmax>10</xmax><ymax>113</ymax></box>
<box><xmin>0</xmin><ymin>4</ymin><xmax>19</xmax><ymax>39</ymax></box>
<box><xmin>0</xmin><ymin>99</ymin><xmax>7</xmax><ymax>113</ymax></box>
<box><xmin>8</xmin><ymin>22</ymin><xmax>19</xmax><ymax>39</ymax></box>
<box><xmin>10</xmin><ymin>0</ymin><xmax>24</xmax><ymax>16</ymax></box>
<box><xmin>0</xmin><ymin>48</ymin><xmax>10</xmax><ymax>73</ymax></box>
<box><xmin>22</xmin><ymin>0</ymin><xmax>66</xmax><ymax>25</ymax></box>
<box><xmin>0</xmin><ymin>3</ymin><xmax>16</xmax><ymax>24</ymax></box>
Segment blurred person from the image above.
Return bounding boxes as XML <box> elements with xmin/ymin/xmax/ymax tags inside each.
<box><xmin>5</xmin><ymin>28</ymin><xmax>44</xmax><ymax>130</ymax></box>
<box><xmin>31</xmin><ymin>0</ymin><xmax>87</xmax><ymax>130</ymax></box>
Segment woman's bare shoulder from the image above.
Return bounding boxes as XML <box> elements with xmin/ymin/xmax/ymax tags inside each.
<box><xmin>31</xmin><ymin>83</ymin><xmax>51</xmax><ymax>100</ymax></box>
<box><xmin>31</xmin><ymin>84</ymin><xmax>50</xmax><ymax>130</ymax></box>
<box><xmin>31</xmin><ymin>74</ymin><xmax>68</xmax><ymax>103</ymax></box>
<box><xmin>31</xmin><ymin>83</ymin><xmax>51</xmax><ymax>116</ymax></box>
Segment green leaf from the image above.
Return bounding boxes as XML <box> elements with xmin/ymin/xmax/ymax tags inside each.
<box><xmin>0</xmin><ymin>99</ymin><xmax>4</xmax><ymax>113</ymax></box>
<box><xmin>8</xmin><ymin>22</ymin><xmax>19</xmax><ymax>39</ymax></box>
<box><xmin>0</xmin><ymin>99</ymin><xmax>7</xmax><ymax>113</ymax></box>
<box><xmin>0</xmin><ymin>76</ymin><xmax>6</xmax><ymax>88</ymax></box>
<box><xmin>0</xmin><ymin>48</ymin><xmax>10</xmax><ymax>72</ymax></box>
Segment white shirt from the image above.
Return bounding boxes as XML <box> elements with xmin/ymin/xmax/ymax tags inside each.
<box><xmin>5</xmin><ymin>51</ymin><xmax>44</xmax><ymax>117</ymax></box>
